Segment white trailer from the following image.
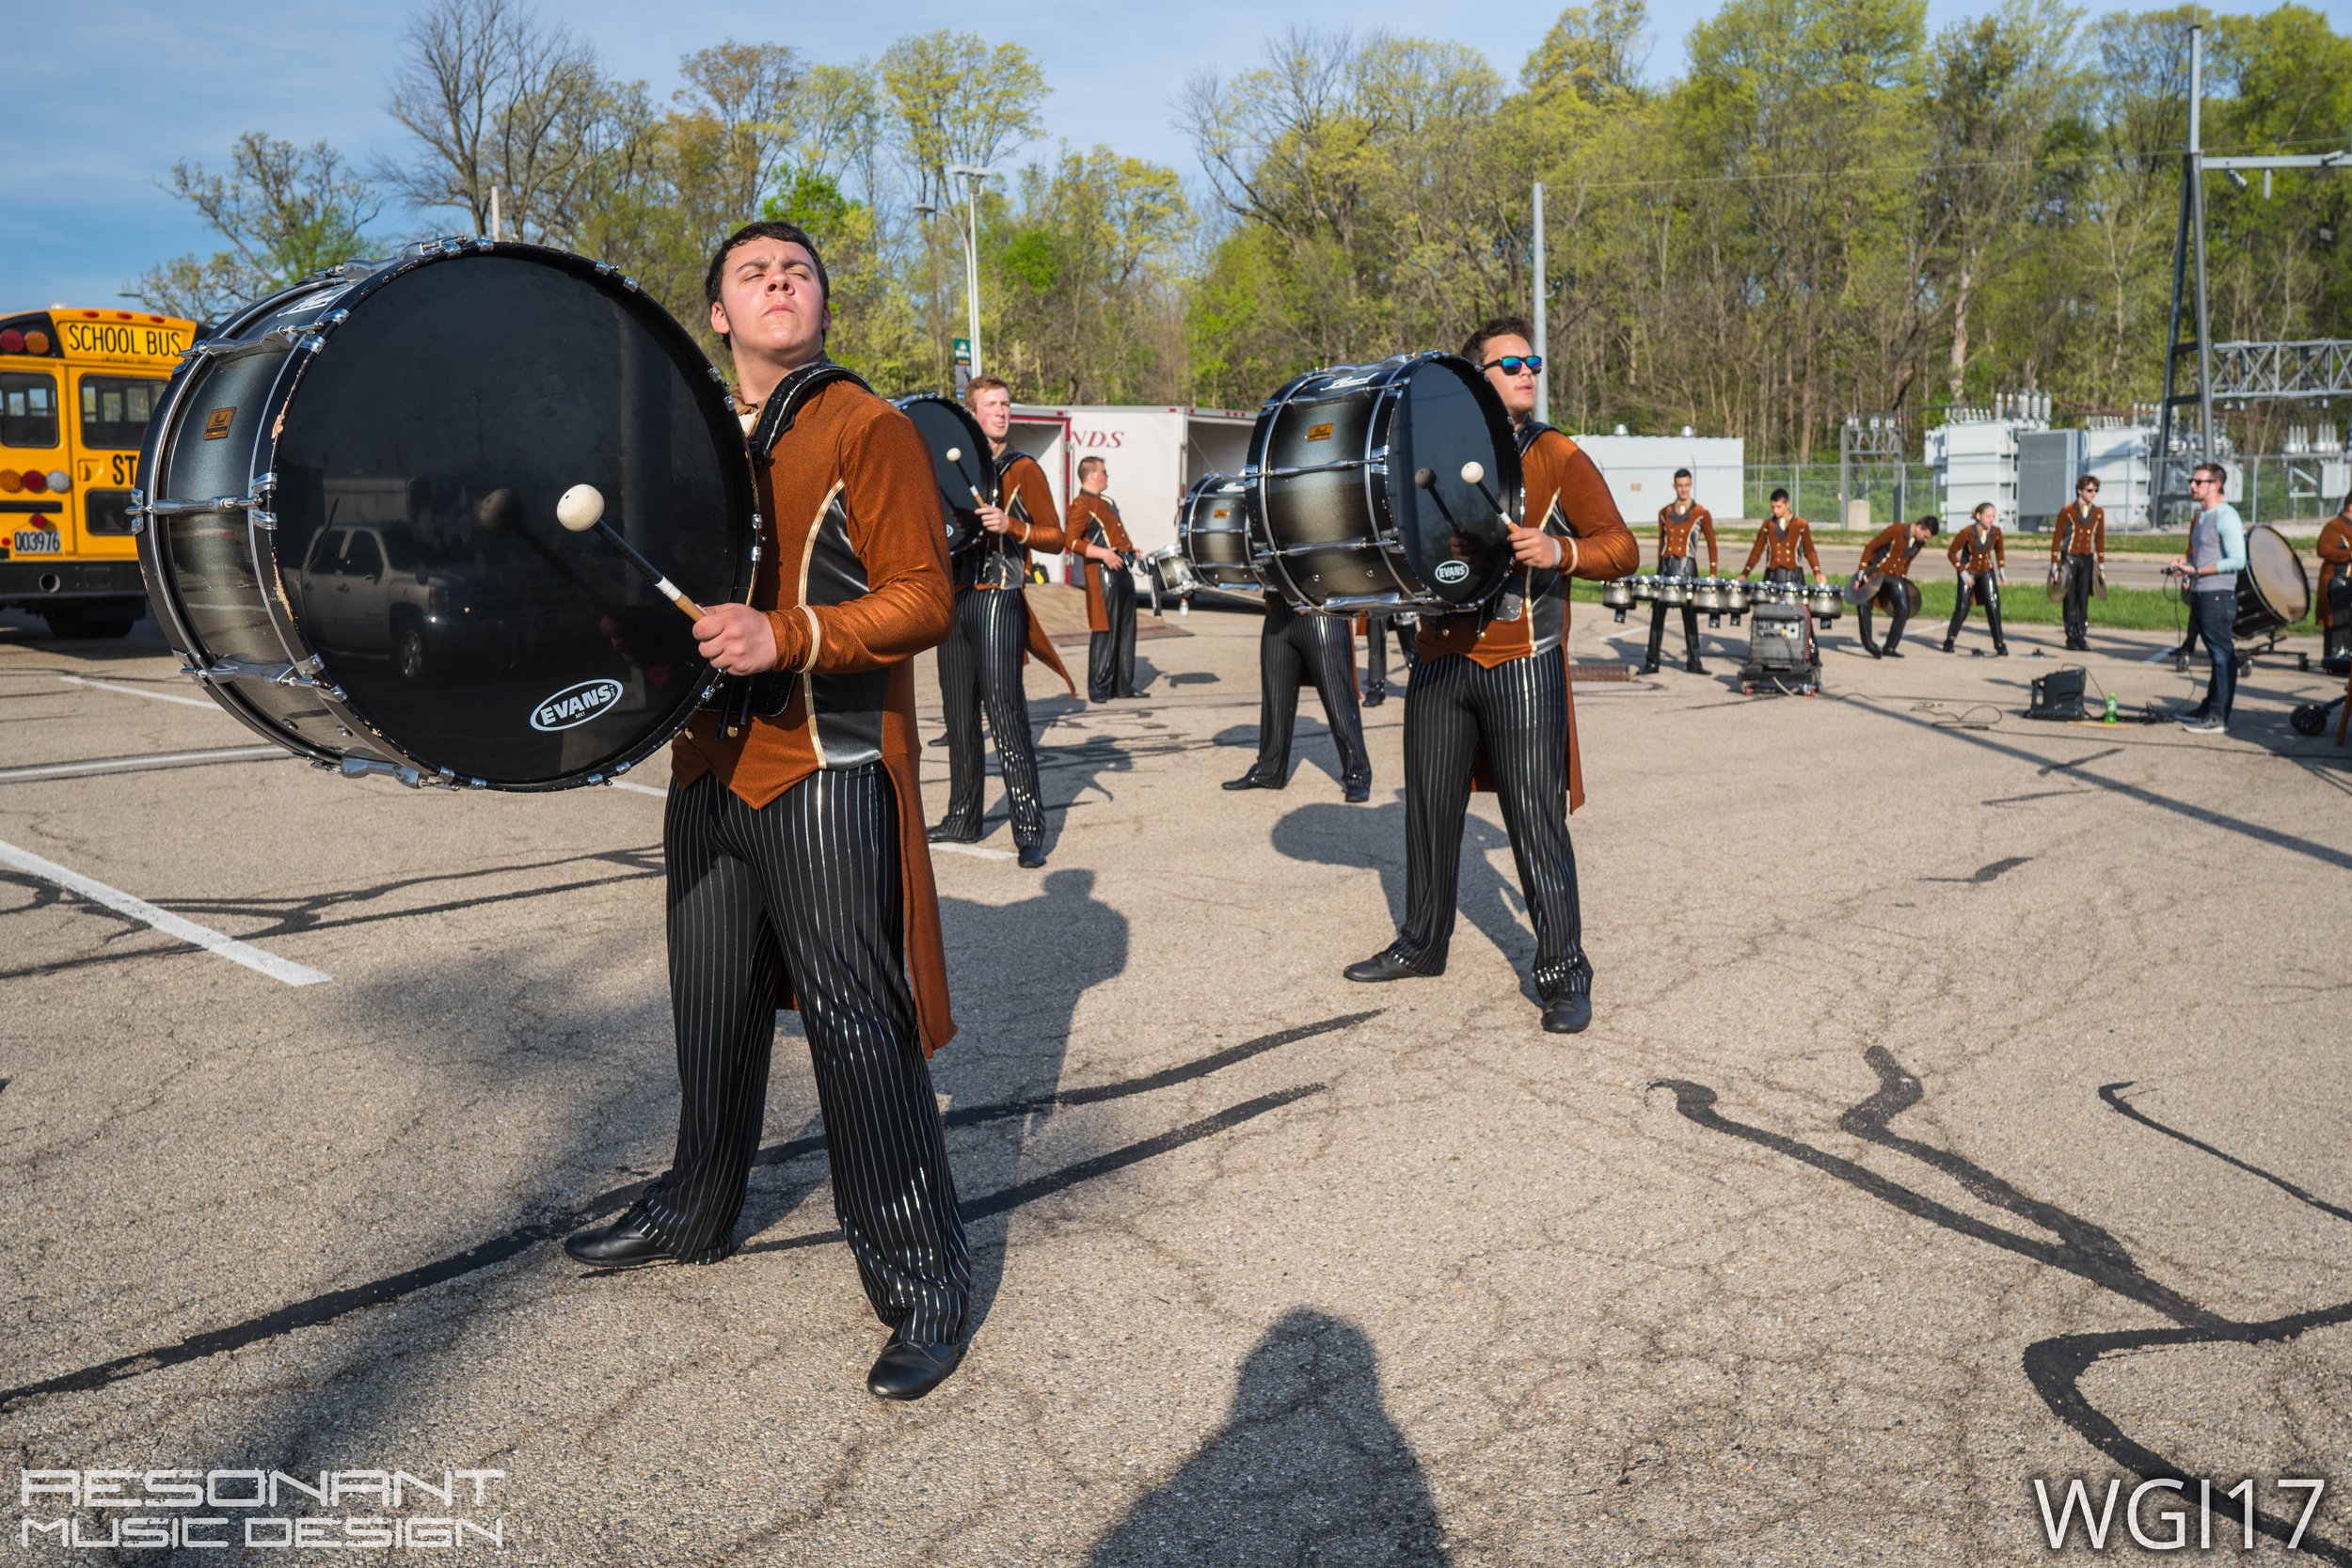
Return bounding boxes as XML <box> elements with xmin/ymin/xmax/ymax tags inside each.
<box><xmin>1564</xmin><ymin>434</ymin><xmax>1744</xmax><ymax>526</ymax></box>
<box><xmin>1009</xmin><ymin>404</ymin><xmax>1257</xmax><ymax>568</ymax></box>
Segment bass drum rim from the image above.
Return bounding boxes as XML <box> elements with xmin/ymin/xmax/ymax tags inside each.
<box><xmin>2235</xmin><ymin>523</ymin><xmax>2311</xmax><ymax>638</ymax></box>
<box><xmin>136</xmin><ymin>239</ymin><xmax>755</xmax><ymax>791</ymax></box>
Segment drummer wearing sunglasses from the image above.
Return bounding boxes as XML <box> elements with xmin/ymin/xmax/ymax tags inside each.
<box><xmin>1342</xmin><ymin>317</ymin><xmax>1639</xmax><ymax>1035</ymax></box>
<box><xmin>564</xmin><ymin>220</ymin><xmax>975</xmax><ymax>1402</ymax></box>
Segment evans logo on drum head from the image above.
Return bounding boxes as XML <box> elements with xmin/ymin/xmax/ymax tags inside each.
<box><xmin>1434</xmin><ymin>560</ymin><xmax>1471</xmax><ymax>585</ymax></box>
<box><xmin>530</xmin><ymin>679</ymin><xmax>624</xmax><ymax>732</ymax></box>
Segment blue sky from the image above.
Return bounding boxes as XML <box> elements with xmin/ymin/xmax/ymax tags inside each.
<box><xmin>6</xmin><ymin>0</ymin><xmax>2330</xmax><ymax>312</ymax></box>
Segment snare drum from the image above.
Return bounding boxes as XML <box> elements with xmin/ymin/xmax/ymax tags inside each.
<box><xmin>1147</xmin><ymin>545</ymin><xmax>1197</xmax><ymax>599</ymax></box>
<box><xmin>1245</xmin><ymin>352</ymin><xmax>1520</xmax><ymax>612</ymax></box>
<box><xmin>134</xmin><ymin>239</ymin><xmax>755</xmax><ymax>790</ymax></box>
<box><xmin>1177</xmin><ymin>473</ymin><xmax>1263</xmax><ymax>592</ymax></box>
<box><xmin>893</xmin><ymin>394</ymin><xmax>993</xmax><ymax>557</ymax></box>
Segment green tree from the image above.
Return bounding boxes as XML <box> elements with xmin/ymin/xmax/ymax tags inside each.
<box><xmin>129</xmin><ymin>135</ymin><xmax>378</xmax><ymax>320</ymax></box>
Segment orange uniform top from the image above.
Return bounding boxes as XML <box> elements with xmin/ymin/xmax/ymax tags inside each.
<box><xmin>1858</xmin><ymin>522</ymin><xmax>1925</xmax><ymax>579</ymax></box>
<box><xmin>1416</xmin><ymin>426</ymin><xmax>1639</xmax><ymax>812</ymax></box>
<box><xmin>670</xmin><ymin>372</ymin><xmax>957</xmax><ymax>1053</ymax></box>
<box><xmin>1067</xmin><ymin>490</ymin><xmax>1136</xmax><ymax>634</ymax></box>
<box><xmin>1657</xmin><ymin>501</ymin><xmax>1718</xmax><ymax>570</ymax></box>
<box><xmin>2053</xmin><ymin>501</ymin><xmax>2106</xmax><ymax>562</ymax></box>
<box><xmin>2315</xmin><ymin>515</ymin><xmax>2351</xmax><ymax>627</ymax></box>
<box><xmin>1742</xmin><ymin>515</ymin><xmax>1820</xmax><ymax>575</ymax></box>
<box><xmin>964</xmin><ymin>450</ymin><xmax>1074</xmax><ymax>691</ymax></box>
<box><xmin>1948</xmin><ymin>521</ymin><xmax>2005</xmax><ymax>574</ymax></box>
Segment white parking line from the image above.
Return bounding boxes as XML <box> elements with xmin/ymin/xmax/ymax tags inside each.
<box><xmin>610</xmin><ymin>780</ymin><xmax>668</xmax><ymax>798</ymax></box>
<box><xmin>931</xmin><ymin>841</ymin><xmax>1016</xmax><ymax>861</ymax></box>
<box><xmin>58</xmin><ymin>675</ymin><xmax>218</xmax><ymax>708</ymax></box>
<box><xmin>0</xmin><ymin>836</ymin><xmax>330</xmax><ymax>987</ymax></box>
<box><xmin>0</xmin><ymin>746</ymin><xmax>285</xmax><ymax>784</ymax></box>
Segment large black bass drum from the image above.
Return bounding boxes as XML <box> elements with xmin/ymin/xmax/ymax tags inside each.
<box><xmin>893</xmin><ymin>393</ymin><xmax>993</xmax><ymax>557</ymax></box>
<box><xmin>1177</xmin><ymin>473</ymin><xmax>1262</xmax><ymax>592</ymax></box>
<box><xmin>1244</xmin><ymin>352</ymin><xmax>1519</xmax><ymax>613</ymax></box>
<box><xmin>2233</xmin><ymin>524</ymin><xmax>2310</xmax><ymax>642</ymax></box>
<box><xmin>134</xmin><ymin>239</ymin><xmax>756</xmax><ymax>790</ymax></box>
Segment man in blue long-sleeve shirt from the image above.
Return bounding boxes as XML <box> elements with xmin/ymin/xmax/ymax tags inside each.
<box><xmin>2170</xmin><ymin>463</ymin><xmax>2247</xmax><ymax>732</ymax></box>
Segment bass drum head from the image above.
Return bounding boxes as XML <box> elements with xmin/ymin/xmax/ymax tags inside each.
<box><xmin>1384</xmin><ymin>356</ymin><xmax>1516</xmax><ymax>608</ymax></box>
<box><xmin>272</xmin><ymin>250</ymin><xmax>752</xmax><ymax>786</ymax></box>
<box><xmin>895</xmin><ymin>394</ymin><xmax>992</xmax><ymax>555</ymax></box>
<box><xmin>2239</xmin><ymin>524</ymin><xmax>2310</xmax><ymax>628</ymax></box>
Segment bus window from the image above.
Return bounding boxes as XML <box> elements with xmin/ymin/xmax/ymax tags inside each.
<box><xmin>1</xmin><ymin>372</ymin><xmax>58</xmax><ymax>448</ymax></box>
<box><xmin>80</xmin><ymin>375</ymin><xmax>161</xmax><ymax>450</ymax></box>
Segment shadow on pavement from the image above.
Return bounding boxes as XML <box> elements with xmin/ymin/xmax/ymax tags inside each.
<box><xmin>1086</xmin><ymin>1308</ymin><xmax>1450</xmax><ymax>1567</ymax></box>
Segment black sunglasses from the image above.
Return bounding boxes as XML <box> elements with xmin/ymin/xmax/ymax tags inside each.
<box><xmin>1483</xmin><ymin>356</ymin><xmax>1543</xmax><ymax>374</ymax></box>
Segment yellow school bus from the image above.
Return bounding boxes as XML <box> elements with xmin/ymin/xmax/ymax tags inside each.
<box><xmin>0</xmin><ymin>306</ymin><xmax>195</xmax><ymax>636</ymax></box>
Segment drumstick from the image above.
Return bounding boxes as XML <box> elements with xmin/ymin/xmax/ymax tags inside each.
<box><xmin>1459</xmin><ymin>461</ymin><xmax>1512</xmax><ymax>527</ymax></box>
<box><xmin>943</xmin><ymin>447</ymin><xmax>993</xmax><ymax>514</ymax></box>
<box><xmin>555</xmin><ymin>483</ymin><xmax>707</xmax><ymax>621</ymax></box>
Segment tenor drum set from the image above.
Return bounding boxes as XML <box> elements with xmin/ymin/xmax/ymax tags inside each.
<box><xmin>1602</xmin><ymin>574</ymin><xmax>1842</xmax><ymax>629</ymax></box>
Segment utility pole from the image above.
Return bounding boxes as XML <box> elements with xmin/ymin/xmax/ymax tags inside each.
<box><xmin>948</xmin><ymin>164</ymin><xmax>996</xmax><ymax>378</ymax></box>
<box><xmin>1532</xmin><ymin>181</ymin><xmax>1549</xmax><ymax>426</ymax></box>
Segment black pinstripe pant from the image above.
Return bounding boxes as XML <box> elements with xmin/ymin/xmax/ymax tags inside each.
<box><xmin>936</xmin><ymin>586</ymin><xmax>1047</xmax><ymax>849</ymax></box>
<box><xmin>1365</xmin><ymin>614</ymin><xmax>1416</xmax><ymax>700</ymax></box>
<box><xmin>644</xmin><ymin>768</ymin><xmax>968</xmax><ymax>1342</ymax></box>
<box><xmin>1393</xmin><ymin>651</ymin><xmax>1590</xmax><ymax>1001</ymax></box>
<box><xmin>1089</xmin><ymin>567</ymin><xmax>1137</xmax><ymax>700</ymax></box>
<box><xmin>1248</xmin><ymin>600</ymin><xmax>1371</xmax><ymax>790</ymax></box>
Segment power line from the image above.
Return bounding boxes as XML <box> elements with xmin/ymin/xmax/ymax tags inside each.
<box><xmin>1547</xmin><ymin>135</ymin><xmax>2351</xmax><ymax>196</ymax></box>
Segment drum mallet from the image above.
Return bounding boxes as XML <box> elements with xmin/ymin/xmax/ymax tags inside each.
<box><xmin>555</xmin><ymin>483</ymin><xmax>707</xmax><ymax>622</ymax></box>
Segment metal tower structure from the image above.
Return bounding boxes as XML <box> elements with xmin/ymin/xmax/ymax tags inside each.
<box><xmin>2155</xmin><ymin>23</ymin><xmax>2352</xmax><ymax>523</ymax></box>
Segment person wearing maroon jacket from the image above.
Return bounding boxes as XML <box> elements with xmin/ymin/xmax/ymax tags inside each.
<box><xmin>2050</xmin><ymin>476</ymin><xmax>2106</xmax><ymax>651</ymax></box>
<box><xmin>562</xmin><ymin>221</ymin><xmax>969</xmax><ymax>1402</ymax></box>
<box><xmin>2316</xmin><ymin>488</ymin><xmax>2351</xmax><ymax>668</ymax></box>
<box><xmin>1645</xmin><ymin>468</ymin><xmax>1717</xmax><ymax>673</ymax></box>
<box><xmin>1944</xmin><ymin>501</ymin><xmax>2009</xmax><ymax>655</ymax></box>
<box><xmin>1067</xmin><ymin>455</ymin><xmax>1138</xmax><ymax>700</ymax></box>
<box><xmin>928</xmin><ymin>374</ymin><xmax>1075</xmax><ymax>868</ymax></box>
<box><xmin>1341</xmin><ymin>317</ymin><xmax>1640</xmax><ymax>1035</ymax></box>
<box><xmin>1852</xmin><ymin>515</ymin><xmax>1939</xmax><ymax>657</ymax></box>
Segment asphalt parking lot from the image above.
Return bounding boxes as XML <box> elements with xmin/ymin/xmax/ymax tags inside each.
<box><xmin>3</xmin><ymin>594</ymin><xmax>2348</xmax><ymax>1565</ymax></box>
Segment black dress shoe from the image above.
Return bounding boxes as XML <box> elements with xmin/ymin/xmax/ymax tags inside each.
<box><xmin>1942</xmin><ymin>640</ymin><xmax>1956</xmax><ymax>653</ymax></box>
<box><xmin>1883</xmin><ymin>646</ymin><xmax>1903</xmax><ymax>658</ymax></box>
<box><xmin>564</xmin><ymin>1208</ymin><xmax>671</xmax><ymax>1269</ymax></box>
<box><xmin>867</xmin><ymin>1335</ymin><xmax>966</xmax><ymax>1401</ymax></box>
<box><xmin>928</xmin><ymin>821</ymin><xmax>982</xmax><ymax>844</ymax></box>
<box><xmin>1363</xmin><ymin>691</ymin><xmax>1386</xmax><ymax>707</ymax></box>
<box><xmin>1016</xmin><ymin>842</ymin><xmax>1046</xmax><ymax>869</ymax></box>
<box><xmin>1222</xmin><ymin>772</ymin><xmax>1282</xmax><ymax>791</ymax></box>
<box><xmin>1994</xmin><ymin>644</ymin><xmax>2010</xmax><ymax>657</ymax></box>
<box><xmin>1863</xmin><ymin>641</ymin><xmax>1883</xmax><ymax>659</ymax></box>
<box><xmin>1684</xmin><ymin>659</ymin><xmax>1706</xmax><ymax>673</ymax></box>
<box><xmin>1343</xmin><ymin>781</ymin><xmax>1370</xmax><ymax>803</ymax></box>
<box><xmin>1541</xmin><ymin>994</ymin><xmax>1593</xmax><ymax>1035</ymax></box>
<box><xmin>1343</xmin><ymin>946</ymin><xmax>1442</xmax><ymax>983</ymax></box>
<box><xmin>1639</xmin><ymin>659</ymin><xmax>1661</xmax><ymax>674</ymax></box>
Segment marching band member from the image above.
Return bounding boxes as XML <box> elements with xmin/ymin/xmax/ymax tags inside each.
<box><xmin>1645</xmin><ymin>467</ymin><xmax>1717</xmax><ymax>674</ymax></box>
<box><xmin>564</xmin><ymin>221</ymin><xmax>971</xmax><ymax>1402</ymax></box>
<box><xmin>1067</xmin><ymin>456</ymin><xmax>1139</xmax><ymax>701</ymax></box>
<box><xmin>1342</xmin><ymin>317</ymin><xmax>1638</xmax><ymax>1035</ymax></box>
<box><xmin>1853</xmin><ymin>515</ymin><xmax>1939</xmax><ymax>658</ymax></box>
<box><xmin>1944</xmin><ymin>501</ymin><xmax>2010</xmax><ymax>656</ymax></box>
<box><xmin>1740</xmin><ymin>489</ymin><xmax>1821</xmax><ymax>587</ymax></box>
<box><xmin>1362</xmin><ymin>612</ymin><xmax>1416</xmax><ymax>706</ymax></box>
<box><xmin>2050</xmin><ymin>474</ymin><xmax>2106</xmax><ymax>651</ymax></box>
<box><xmin>1224</xmin><ymin>595</ymin><xmax>1373</xmax><ymax>801</ymax></box>
<box><xmin>929</xmin><ymin>374</ymin><xmax>1074</xmax><ymax>869</ymax></box>
<box><xmin>2317</xmin><ymin>487</ymin><xmax>2351</xmax><ymax>669</ymax></box>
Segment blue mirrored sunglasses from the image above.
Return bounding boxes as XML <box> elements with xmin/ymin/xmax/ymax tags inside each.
<box><xmin>1483</xmin><ymin>356</ymin><xmax>1543</xmax><ymax>374</ymax></box>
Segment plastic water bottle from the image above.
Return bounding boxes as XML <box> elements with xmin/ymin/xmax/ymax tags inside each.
<box><xmin>2104</xmin><ymin>693</ymin><xmax>2118</xmax><ymax>724</ymax></box>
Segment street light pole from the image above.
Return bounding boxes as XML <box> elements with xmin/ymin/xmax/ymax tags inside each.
<box><xmin>947</xmin><ymin>164</ymin><xmax>996</xmax><ymax>378</ymax></box>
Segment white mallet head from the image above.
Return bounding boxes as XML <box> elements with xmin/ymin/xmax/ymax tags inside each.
<box><xmin>556</xmin><ymin>483</ymin><xmax>605</xmax><ymax>533</ymax></box>
<box><xmin>1459</xmin><ymin>461</ymin><xmax>1486</xmax><ymax>486</ymax></box>
<box><xmin>945</xmin><ymin>447</ymin><xmax>962</xmax><ymax>463</ymax></box>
